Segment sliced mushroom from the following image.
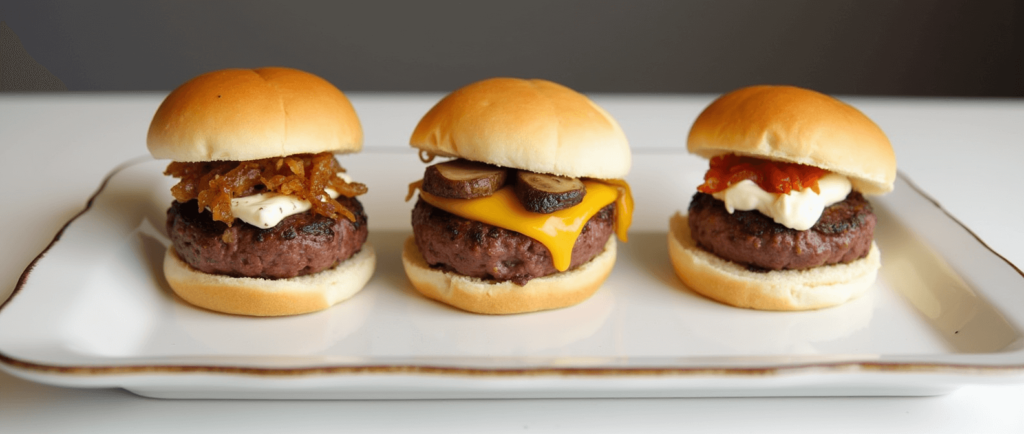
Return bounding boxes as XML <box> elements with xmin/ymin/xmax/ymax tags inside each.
<box><xmin>422</xmin><ymin>159</ymin><xmax>509</xmax><ymax>199</ymax></box>
<box><xmin>514</xmin><ymin>171</ymin><xmax>587</xmax><ymax>213</ymax></box>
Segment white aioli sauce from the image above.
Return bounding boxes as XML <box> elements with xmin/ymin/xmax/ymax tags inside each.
<box><xmin>711</xmin><ymin>173</ymin><xmax>852</xmax><ymax>231</ymax></box>
<box><xmin>228</xmin><ymin>173</ymin><xmax>353</xmax><ymax>228</ymax></box>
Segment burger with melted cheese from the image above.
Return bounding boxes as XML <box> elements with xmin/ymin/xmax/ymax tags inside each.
<box><xmin>147</xmin><ymin>67</ymin><xmax>375</xmax><ymax>316</ymax></box>
<box><xmin>402</xmin><ymin>78</ymin><xmax>634</xmax><ymax>315</ymax></box>
<box><xmin>668</xmin><ymin>85</ymin><xmax>897</xmax><ymax>311</ymax></box>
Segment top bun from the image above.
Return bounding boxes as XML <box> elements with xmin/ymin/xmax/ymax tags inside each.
<box><xmin>687</xmin><ymin>85</ymin><xmax>896</xmax><ymax>195</ymax></box>
<box><xmin>410</xmin><ymin>78</ymin><xmax>631</xmax><ymax>179</ymax></box>
<box><xmin>148</xmin><ymin>67</ymin><xmax>363</xmax><ymax>162</ymax></box>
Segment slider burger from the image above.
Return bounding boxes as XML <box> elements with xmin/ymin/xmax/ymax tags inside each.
<box><xmin>402</xmin><ymin>78</ymin><xmax>634</xmax><ymax>314</ymax></box>
<box><xmin>147</xmin><ymin>67</ymin><xmax>375</xmax><ymax>316</ymax></box>
<box><xmin>668</xmin><ymin>85</ymin><xmax>896</xmax><ymax>311</ymax></box>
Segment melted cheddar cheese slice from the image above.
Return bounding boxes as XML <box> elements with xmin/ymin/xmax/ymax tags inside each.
<box><xmin>416</xmin><ymin>180</ymin><xmax>633</xmax><ymax>272</ymax></box>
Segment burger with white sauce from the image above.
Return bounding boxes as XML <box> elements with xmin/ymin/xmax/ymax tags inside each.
<box><xmin>668</xmin><ymin>85</ymin><xmax>896</xmax><ymax>310</ymax></box>
<box><xmin>148</xmin><ymin>67</ymin><xmax>375</xmax><ymax>316</ymax></box>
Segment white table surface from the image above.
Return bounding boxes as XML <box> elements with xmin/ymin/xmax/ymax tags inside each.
<box><xmin>1</xmin><ymin>92</ymin><xmax>1022</xmax><ymax>433</ymax></box>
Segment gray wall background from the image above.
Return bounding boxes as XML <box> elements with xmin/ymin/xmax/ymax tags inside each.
<box><xmin>1</xmin><ymin>0</ymin><xmax>1021</xmax><ymax>95</ymax></box>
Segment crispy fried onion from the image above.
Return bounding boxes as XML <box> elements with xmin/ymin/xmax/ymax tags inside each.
<box><xmin>164</xmin><ymin>152</ymin><xmax>367</xmax><ymax>226</ymax></box>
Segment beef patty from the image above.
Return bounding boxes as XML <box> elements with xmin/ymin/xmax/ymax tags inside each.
<box><xmin>687</xmin><ymin>191</ymin><xmax>875</xmax><ymax>271</ymax></box>
<box><xmin>411</xmin><ymin>198</ymin><xmax>615</xmax><ymax>285</ymax></box>
<box><xmin>166</xmin><ymin>197</ymin><xmax>368</xmax><ymax>279</ymax></box>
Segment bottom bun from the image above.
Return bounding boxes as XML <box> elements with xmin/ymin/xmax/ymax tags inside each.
<box><xmin>402</xmin><ymin>236</ymin><xmax>616</xmax><ymax>315</ymax></box>
<box><xmin>667</xmin><ymin>212</ymin><xmax>880</xmax><ymax>311</ymax></box>
<box><xmin>164</xmin><ymin>244</ymin><xmax>376</xmax><ymax>316</ymax></box>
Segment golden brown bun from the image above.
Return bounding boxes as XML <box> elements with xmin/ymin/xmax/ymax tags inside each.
<box><xmin>163</xmin><ymin>244</ymin><xmax>376</xmax><ymax>316</ymax></box>
<box><xmin>688</xmin><ymin>85</ymin><xmax>896</xmax><ymax>195</ymax></box>
<box><xmin>148</xmin><ymin>67</ymin><xmax>363</xmax><ymax>162</ymax></box>
<box><xmin>667</xmin><ymin>213</ymin><xmax>879</xmax><ymax>311</ymax></box>
<box><xmin>401</xmin><ymin>236</ymin><xmax>615</xmax><ymax>315</ymax></box>
<box><xmin>410</xmin><ymin>78</ymin><xmax>630</xmax><ymax>179</ymax></box>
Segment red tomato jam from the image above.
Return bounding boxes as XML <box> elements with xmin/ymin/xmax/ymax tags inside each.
<box><xmin>697</xmin><ymin>154</ymin><xmax>829</xmax><ymax>195</ymax></box>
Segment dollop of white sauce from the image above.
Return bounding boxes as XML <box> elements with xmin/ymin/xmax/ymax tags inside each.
<box><xmin>229</xmin><ymin>173</ymin><xmax>354</xmax><ymax>228</ymax></box>
<box><xmin>711</xmin><ymin>173</ymin><xmax>852</xmax><ymax>231</ymax></box>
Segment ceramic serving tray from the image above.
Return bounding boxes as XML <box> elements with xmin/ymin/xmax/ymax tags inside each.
<box><xmin>1</xmin><ymin>150</ymin><xmax>1022</xmax><ymax>399</ymax></box>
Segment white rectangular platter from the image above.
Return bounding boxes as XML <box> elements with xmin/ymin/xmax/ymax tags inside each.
<box><xmin>1</xmin><ymin>150</ymin><xmax>1022</xmax><ymax>399</ymax></box>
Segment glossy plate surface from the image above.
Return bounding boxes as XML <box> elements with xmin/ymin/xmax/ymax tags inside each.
<box><xmin>1</xmin><ymin>152</ymin><xmax>1022</xmax><ymax>399</ymax></box>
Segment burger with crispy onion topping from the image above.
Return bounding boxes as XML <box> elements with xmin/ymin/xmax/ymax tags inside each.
<box><xmin>147</xmin><ymin>67</ymin><xmax>375</xmax><ymax>316</ymax></box>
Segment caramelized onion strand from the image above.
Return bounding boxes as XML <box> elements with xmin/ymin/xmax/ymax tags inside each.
<box><xmin>164</xmin><ymin>152</ymin><xmax>367</xmax><ymax>226</ymax></box>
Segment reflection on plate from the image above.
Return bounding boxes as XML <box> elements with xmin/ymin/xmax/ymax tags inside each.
<box><xmin>1</xmin><ymin>154</ymin><xmax>1023</xmax><ymax>399</ymax></box>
